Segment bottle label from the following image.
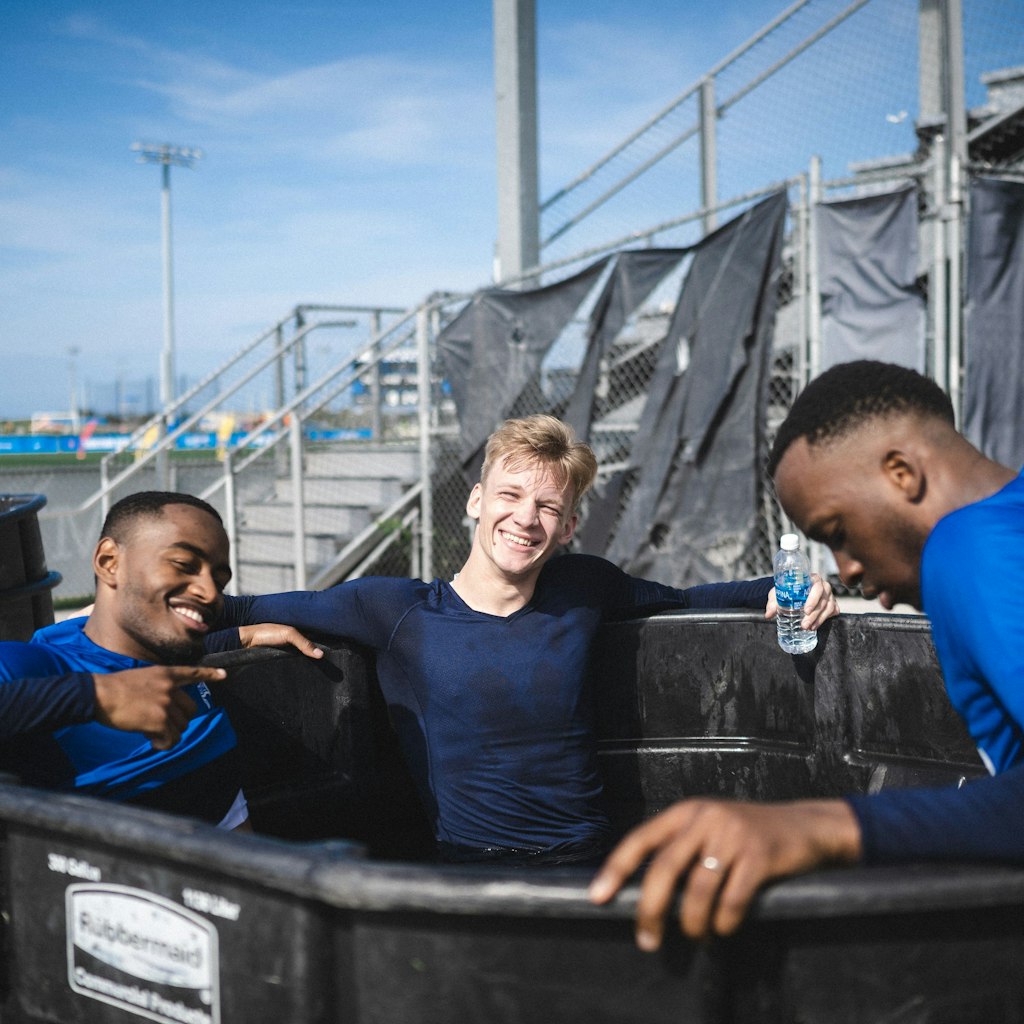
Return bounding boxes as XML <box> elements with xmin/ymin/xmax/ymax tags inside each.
<box><xmin>774</xmin><ymin>569</ymin><xmax>809</xmax><ymax>609</ymax></box>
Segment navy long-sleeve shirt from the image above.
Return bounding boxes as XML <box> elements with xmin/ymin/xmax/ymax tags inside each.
<box><xmin>219</xmin><ymin>553</ymin><xmax>772</xmax><ymax>857</ymax></box>
<box><xmin>0</xmin><ymin>672</ymin><xmax>96</xmax><ymax>742</ymax></box>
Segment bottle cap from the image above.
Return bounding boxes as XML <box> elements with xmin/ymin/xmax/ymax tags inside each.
<box><xmin>780</xmin><ymin>533</ymin><xmax>799</xmax><ymax>551</ymax></box>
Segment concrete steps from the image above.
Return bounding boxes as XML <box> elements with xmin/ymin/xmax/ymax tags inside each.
<box><xmin>271</xmin><ymin>476</ymin><xmax>404</xmax><ymax>508</ymax></box>
<box><xmin>235</xmin><ymin>443</ymin><xmax>419</xmax><ymax>593</ymax></box>
<box><xmin>239</xmin><ymin>503</ymin><xmax>371</xmax><ymax>537</ymax></box>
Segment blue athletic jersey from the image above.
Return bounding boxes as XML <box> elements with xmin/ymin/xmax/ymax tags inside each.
<box><xmin>220</xmin><ymin>553</ymin><xmax>772</xmax><ymax>855</ymax></box>
<box><xmin>920</xmin><ymin>470</ymin><xmax>1024</xmax><ymax>775</ymax></box>
<box><xmin>0</xmin><ymin>617</ymin><xmax>238</xmax><ymax>805</ymax></box>
<box><xmin>847</xmin><ymin>470</ymin><xmax>1024</xmax><ymax>863</ymax></box>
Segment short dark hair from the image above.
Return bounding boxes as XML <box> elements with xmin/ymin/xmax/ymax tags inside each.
<box><xmin>101</xmin><ymin>491</ymin><xmax>223</xmax><ymax>544</ymax></box>
<box><xmin>768</xmin><ymin>360</ymin><xmax>955</xmax><ymax>477</ymax></box>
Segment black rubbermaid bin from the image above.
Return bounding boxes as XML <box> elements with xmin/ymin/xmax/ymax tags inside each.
<box><xmin>0</xmin><ymin>494</ymin><xmax>62</xmax><ymax>641</ymax></box>
<box><xmin>0</xmin><ymin>782</ymin><xmax>365</xmax><ymax>1024</ymax></box>
<box><xmin>5</xmin><ymin>615</ymin><xmax>1024</xmax><ymax>1023</ymax></box>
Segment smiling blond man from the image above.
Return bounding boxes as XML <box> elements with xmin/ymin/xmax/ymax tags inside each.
<box><xmin>219</xmin><ymin>415</ymin><xmax>837</xmax><ymax>865</ymax></box>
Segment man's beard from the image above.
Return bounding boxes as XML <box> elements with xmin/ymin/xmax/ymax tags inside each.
<box><xmin>121</xmin><ymin>617</ymin><xmax>205</xmax><ymax>665</ymax></box>
<box><xmin>145</xmin><ymin>635</ymin><xmax>206</xmax><ymax>664</ymax></box>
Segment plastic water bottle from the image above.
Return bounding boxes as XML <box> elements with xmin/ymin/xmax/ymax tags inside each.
<box><xmin>773</xmin><ymin>533</ymin><xmax>817</xmax><ymax>654</ymax></box>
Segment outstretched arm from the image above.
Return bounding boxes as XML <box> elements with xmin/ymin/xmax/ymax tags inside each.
<box><xmin>0</xmin><ymin>674</ymin><xmax>97</xmax><ymax>741</ymax></box>
<box><xmin>0</xmin><ymin>666</ymin><xmax>227</xmax><ymax>751</ymax></box>
<box><xmin>588</xmin><ymin>797</ymin><xmax>861</xmax><ymax>947</ymax></box>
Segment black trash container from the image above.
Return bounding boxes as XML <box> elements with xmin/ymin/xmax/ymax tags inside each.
<box><xmin>0</xmin><ymin>493</ymin><xmax>62</xmax><ymax>641</ymax></box>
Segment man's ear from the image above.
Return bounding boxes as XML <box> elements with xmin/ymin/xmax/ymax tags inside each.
<box><xmin>558</xmin><ymin>512</ymin><xmax>578</xmax><ymax>547</ymax></box>
<box><xmin>466</xmin><ymin>482</ymin><xmax>482</xmax><ymax>522</ymax></box>
<box><xmin>883</xmin><ymin>449</ymin><xmax>926</xmax><ymax>503</ymax></box>
<box><xmin>93</xmin><ymin>537</ymin><xmax>121</xmax><ymax>588</ymax></box>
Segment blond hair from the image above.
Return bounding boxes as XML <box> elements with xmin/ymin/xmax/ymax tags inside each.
<box><xmin>480</xmin><ymin>415</ymin><xmax>598</xmax><ymax>510</ymax></box>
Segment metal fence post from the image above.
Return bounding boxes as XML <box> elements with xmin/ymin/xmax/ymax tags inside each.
<box><xmin>274</xmin><ymin>323</ymin><xmax>288</xmax><ymax>479</ymax></box>
<box><xmin>290</xmin><ymin>412</ymin><xmax>307</xmax><ymax>591</ymax></box>
<box><xmin>807</xmin><ymin>155</ymin><xmax>823</xmax><ymax>385</ymax></box>
<box><xmin>930</xmin><ymin>134</ymin><xmax>949</xmax><ymax>393</ymax></box>
<box><xmin>223</xmin><ymin>453</ymin><xmax>239</xmax><ymax>595</ymax></box>
<box><xmin>100</xmin><ymin>460</ymin><xmax>111</xmax><ymax>521</ymax></box>
<box><xmin>416</xmin><ymin>306</ymin><xmax>433</xmax><ymax>582</ymax></box>
<box><xmin>370</xmin><ymin>309</ymin><xmax>383</xmax><ymax>441</ymax></box>
<box><xmin>699</xmin><ymin>76</ymin><xmax>718</xmax><ymax>235</ymax></box>
<box><xmin>946</xmin><ymin>151</ymin><xmax>964</xmax><ymax>425</ymax></box>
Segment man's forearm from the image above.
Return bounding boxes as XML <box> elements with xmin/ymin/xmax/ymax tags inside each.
<box><xmin>847</xmin><ymin>761</ymin><xmax>1024</xmax><ymax>862</ymax></box>
<box><xmin>0</xmin><ymin>674</ymin><xmax>96</xmax><ymax>741</ymax></box>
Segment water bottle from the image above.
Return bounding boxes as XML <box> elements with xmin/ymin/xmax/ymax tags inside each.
<box><xmin>773</xmin><ymin>533</ymin><xmax>817</xmax><ymax>654</ymax></box>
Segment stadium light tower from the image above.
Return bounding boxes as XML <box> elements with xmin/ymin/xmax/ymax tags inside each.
<box><xmin>131</xmin><ymin>142</ymin><xmax>202</xmax><ymax>415</ymax></box>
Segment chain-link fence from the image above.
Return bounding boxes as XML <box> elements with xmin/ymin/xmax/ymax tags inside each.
<box><xmin>394</xmin><ymin>0</ymin><xmax>1023</xmax><ymax>592</ymax></box>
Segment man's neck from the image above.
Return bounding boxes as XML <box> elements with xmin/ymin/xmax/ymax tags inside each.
<box><xmin>933</xmin><ymin>446</ymin><xmax>1017</xmax><ymax>523</ymax></box>
<box><xmin>449</xmin><ymin>558</ymin><xmax>539</xmax><ymax>617</ymax></box>
<box><xmin>83</xmin><ymin>609</ymin><xmax>152</xmax><ymax>663</ymax></box>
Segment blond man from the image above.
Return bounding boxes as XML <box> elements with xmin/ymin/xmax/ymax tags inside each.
<box><xmin>218</xmin><ymin>416</ymin><xmax>836</xmax><ymax>864</ymax></box>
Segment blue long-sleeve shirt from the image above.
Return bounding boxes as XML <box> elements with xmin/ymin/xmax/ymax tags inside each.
<box><xmin>0</xmin><ymin>617</ymin><xmax>241</xmax><ymax>822</ymax></box>
<box><xmin>218</xmin><ymin>553</ymin><xmax>771</xmax><ymax>857</ymax></box>
<box><xmin>0</xmin><ymin>672</ymin><xmax>96</xmax><ymax>742</ymax></box>
<box><xmin>848</xmin><ymin>471</ymin><xmax>1024</xmax><ymax>863</ymax></box>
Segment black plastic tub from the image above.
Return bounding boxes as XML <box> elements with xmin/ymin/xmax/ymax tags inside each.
<box><xmin>2</xmin><ymin>612</ymin><xmax>1022</xmax><ymax>1024</ymax></box>
<box><xmin>0</xmin><ymin>494</ymin><xmax>62</xmax><ymax>641</ymax></box>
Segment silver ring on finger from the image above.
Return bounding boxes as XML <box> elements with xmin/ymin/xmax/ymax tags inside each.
<box><xmin>701</xmin><ymin>855</ymin><xmax>722</xmax><ymax>873</ymax></box>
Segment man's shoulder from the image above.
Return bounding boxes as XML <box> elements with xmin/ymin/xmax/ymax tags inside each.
<box><xmin>537</xmin><ymin>553</ymin><xmax>623</xmax><ymax>596</ymax></box>
<box><xmin>540</xmin><ymin>552</ymin><xmax>617</xmax><ymax>577</ymax></box>
<box><xmin>0</xmin><ymin>638</ymin><xmax>68</xmax><ymax>679</ymax></box>
<box><xmin>929</xmin><ymin>474</ymin><xmax>1024</xmax><ymax>558</ymax></box>
<box><xmin>4</xmin><ymin>618</ymin><xmax>136</xmax><ymax>676</ymax></box>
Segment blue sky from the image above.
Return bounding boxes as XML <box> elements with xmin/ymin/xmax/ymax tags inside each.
<box><xmin>2</xmin><ymin>1</ymin><xmax>1020</xmax><ymax>421</ymax></box>
<box><xmin>0</xmin><ymin>1</ymin><xmax>803</xmax><ymax>420</ymax></box>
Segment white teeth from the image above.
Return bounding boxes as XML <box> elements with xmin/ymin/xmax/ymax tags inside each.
<box><xmin>173</xmin><ymin>606</ymin><xmax>204</xmax><ymax>624</ymax></box>
<box><xmin>501</xmin><ymin>531</ymin><xmax>533</xmax><ymax>547</ymax></box>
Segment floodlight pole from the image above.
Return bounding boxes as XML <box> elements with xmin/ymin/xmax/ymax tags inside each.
<box><xmin>131</xmin><ymin>142</ymin><xmax>202</xmax><ymax>485</ymax></box>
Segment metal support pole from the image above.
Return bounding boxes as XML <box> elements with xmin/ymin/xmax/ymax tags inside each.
<box><xmin>290</xmin><ymin>412</ymin><xmax>307</xmax><ymax>590</ymax></box>
<box><xmin>795</xmin><ymin>172</ymin><xmax>808</xmax><ymax>387</ymax></box>
<box><xmin>274</xmin><ymin>324</ymin><xmax>286</xmax><ymax>409</ymax></box>
<box><xmin>931</xmin><ymin>135</ymin><xmax>949</xmax><ymax>392</ymax></box>
<box><xmin>943</xmin><ymin>0</ymin><xmax>967</xmax><ymax>170</ymax></box>
<box><xmin>807</xmin><ymin>156</ymin><xmax>823</xmax><ymax>384</ymax></box>
<box><xmin>160</xmin><ymin>162</ymin><xmax>175</xmax><ymax>419</ymax></box>
<box><xmin>131</xmin><ymin>141</ymin><xmax>201</xmax><ymax>488</ymax></box>
<box><xmin>274</xmin><ymin>324</ymin><xmax>288</xmax><ymax>478</ymax></box>
<box><xmin>294</xmin><ymin>310</ymin><xmax>307</xmax><ymax>402</ymax></box>
<box><xmin>370</xmin><ymin>309</ymin><xmax>383</xmax><ymax>441</ymax></box>
<box><xmin>416</xmin><ymin>307</ymin><xmax>433</xmax><ymax>581</ymax></box>
<box><xmin>100</xmin><ymin>460</ymin><xmax>111</xmax><ymax>521</ymax></box>
<box><xmin>493</xmin><ymin>0</ymin><xmax>539</xmax><ymax>284</ymax></box>
<box><xmin>223</xmin><ymin>454</ymin><xmax>239</xmax><ymax>595</ymax></box>
<box><xmin>699</xmin><ymin>77</ymin><xmax>719</xmax><ymax>235</ymax></box>
<box><xmin>410</xmin><ymin>510</ymin><xmax>422</xmax><ymax>582</ymax></box>
<box><xmin>947</xmin><ymin>152</ymin><xmax>964</xmax><ymax>424</ymax></box>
